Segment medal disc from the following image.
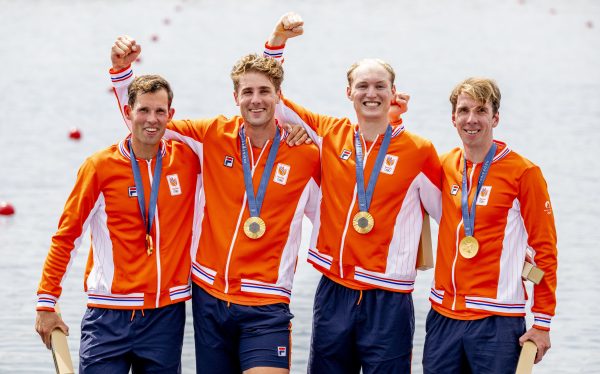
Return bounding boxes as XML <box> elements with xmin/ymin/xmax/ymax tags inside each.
<box><xmin>243</xmin><ymin>216</ymin><xmax>266</xmax><ymax>239</ymax></box>
<box><xmin>352</xmin><ymin>211</ymin><xmax>374</xmax><ymax>234</ymax></box>
<box><xmin>459</xmin><ymin>236</ymin><xmax>479</xmax><ymax>259</ymax></box>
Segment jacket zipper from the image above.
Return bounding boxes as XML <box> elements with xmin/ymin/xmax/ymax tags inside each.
<box><xmin>146</xmin><ymin>159</ymin><xmax>162</xmax><ymax>308</ymax></box>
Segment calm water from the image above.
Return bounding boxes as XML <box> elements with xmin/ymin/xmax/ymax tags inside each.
<box><xmin>1</xmin><ymin>0</ymin><xmax>599</xmax><ymax>372</ymax></box>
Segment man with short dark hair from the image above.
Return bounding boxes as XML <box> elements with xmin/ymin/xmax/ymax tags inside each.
<box><xmin>35</xmin><ymin>75</ymin><xmax>201</xmax><ymax>373</ymax></box>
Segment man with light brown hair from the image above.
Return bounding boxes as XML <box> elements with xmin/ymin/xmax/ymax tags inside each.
<box><xmin>110</xmin><ymin>37</ymin><xmax>320</xmax><ymax>374</ymax></box>
<box><xmin>423</xmin><ymin>77</ymin><xmax>558</xmax><ymax>373</ymax></box>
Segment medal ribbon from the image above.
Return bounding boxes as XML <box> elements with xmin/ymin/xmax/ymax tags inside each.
<box><xmin>240</xmin><ymin>125</ymin><xmax>281</xmax><ymax>218</ymax></box>
<box><xmin>354</xmin><ymin>125</ymin><xmax>392</xmax><ymax>213</ymax></box>
<box><xmin>129</xmin><ymin>139</ymin><xmax>163</xmax><ymax>242</ymax></box>
<box><xmin>461</xmin><ymin>143</ymin><xmax>497</xmax><ymax>237</ymax></box>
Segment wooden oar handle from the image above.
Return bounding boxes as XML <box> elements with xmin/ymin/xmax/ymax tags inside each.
<box><xmin>50</xmin><ymin>304</ymin><xmax>75</xmax><ymax>374</ymax></box>
<box><xmin>516</xmin><ymin>340</ymin><xmax>537</xmax><ymax>374</ymax></box>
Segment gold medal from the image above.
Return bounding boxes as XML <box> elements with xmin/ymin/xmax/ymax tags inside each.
<box><xmin>459</xmin><ymin>236</ymin><xmax>479</xmax><ymax>259</ymax></box>
<box><xmin>352</xmin><ymin>211</ymin><xmax>374</xmax><ymax>234</ymax></box>
<box><xmin>146</xmin><ymin>233</ymin><xmax>154</xmax><ymax>256</ymax></box>
<box><xmin>243</xmin><ymin>216</ymin><xmax>266</xmax><ymax>239</ymax></box>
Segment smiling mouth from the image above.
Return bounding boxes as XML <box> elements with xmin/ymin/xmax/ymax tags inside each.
<box><xmin>144</xmin><ymin>127</ymin><xmax>159</xmax><ymax>134</ymax></box>
<box><xmin>363</xmin><ymin>101</ymin><xmax>380</xmax><ymax>107</ymax></box>
<box><xmin>249</xmin><ymin>108</ymin><xmax>266</xmax><ymax>113</ymax></box>
<box><xmin>464</xmin><ymin>129</ymin><xmax>479</xmax><ymax>135</ymax></box>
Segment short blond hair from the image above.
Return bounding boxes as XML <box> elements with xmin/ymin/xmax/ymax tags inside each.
<box><xmin>450</xmin><ymin>77</ymin><xmax>501</xmax><ymax>114</ymax></box>
<box><xmin>346</xmin><ymin>59</ymin><xmax>395</xmax><ymax>86</ymax></box>
<box><xmin>230</xmin><ymin>54</ymin><xmax>284</xmax><ymax>92</ymax></box>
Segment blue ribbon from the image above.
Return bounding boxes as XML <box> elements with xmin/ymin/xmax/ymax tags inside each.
<box><xmin>461</xmin><ymin>143</ymin><xmax>497</xmax><ymax>237</ymax></box>
<box><xmin>239</xmin><ymin>126</ymin><xmax>281</xmax><ymax>218</ymax></box>
<box><xmin>128</xmin><ymin>139</ymin><xmax>163</xmax><ymax>238</ymax></box>
<box><xmin>354</xmin><ymin>125</ymin><xmax>393</xmax><ymax>213</ymax></box>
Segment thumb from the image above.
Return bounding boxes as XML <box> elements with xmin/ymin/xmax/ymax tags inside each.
<box><xmin>56</xmin><ymin>321</ymin><xmax>69</xmax><ymax>336</ymax></box>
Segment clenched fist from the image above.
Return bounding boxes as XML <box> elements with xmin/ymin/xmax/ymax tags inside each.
<box><xmin>111</xmin><ymin>35</ymin><xmax>141</xmax><ymax>71</ymax></box>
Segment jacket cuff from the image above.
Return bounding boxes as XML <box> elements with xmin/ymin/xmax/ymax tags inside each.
<box><xmin>264</xmin><ymin>42</ymin><xmax>285</xmax><ymax>63</ymax></box>
<box><xmin>36</xmin><ymin>294</ymin><xmax>58</xmax><ymax>312</ymax></box>
<box><xmin>532</xmin><ymin>312</ymin><xmax>552</xmax><ymax>331</ymax></box>
<box><xmin>110</xmin><ymin>65</ymin><xmax>134</xmax><ymax>87</ymax></box>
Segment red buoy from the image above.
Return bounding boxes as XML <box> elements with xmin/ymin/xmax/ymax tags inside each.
<box><xmin>151</xmin><ymin>34</ymin><xmax>159</xmax><ymax>42</ymax></box>
<box><xmin>69</xmin><ymin>127</ymin><xmax>82</xmax><ymax>140</ymax></box>
<box><xmin>0</xmin><ymin>201</ymin><xmax>15</xmax><ymax>216</ymax></box>
<box><xmin>586</xmin><ymin>21</ymin><xmax>594</xmax><ymax>29</ymax></box>
<box><xmin>163</xmin><ymin>18</ymin><xmax>171</xmax><ymax>25</ymax></box>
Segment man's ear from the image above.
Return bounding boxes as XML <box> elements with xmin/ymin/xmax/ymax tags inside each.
<box><xmin>124</xmin><ymin>104</ymin><xmax>132</xmax><ymax>120</ymax></box>
<box><xmin>492</xmin><ymin>111</ymin><xmax>500</xmax><ymax>128</ymax></box>
<box><xmin>452</xmin><ymin>112</ymin><xmax>457</xmax><ymax>128</ymax></box>
<box><xmin>168</xmin><ymin>107</ymin><xmax>175</xmax><ymax>121</ymax></box>
<box><xmin>233</xmin><ymin>91</ymin><xmax>240</xmax><ymax>106</ymax></box>
<box><xmin>346</xmin><ymin>86</ymin><xmax>352</xmax><ymax>101</ymax></box>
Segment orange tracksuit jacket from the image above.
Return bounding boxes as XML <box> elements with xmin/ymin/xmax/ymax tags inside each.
<box><xmin>265</xmin><ymin>43</ymin><xmax>442</xmax><ymax>292</ymax></box>
<box><xmin>274</xmin><ymin>96</ymin><xmax>442</xmax><ymax>292</ymax></box>
<box><xmin>430</xmin><ymin>141</ymin><xmax>558</xmax><ymax>330</ymax></box>
<box><xmin>111</xmin><ymin>67</ymin><xmax>321</xmax><ymax>306</ymax></box>
<box><xmin>36</xmin><ymin>137</ymin><xmax>201</xmax><ymax>311</ymax></box>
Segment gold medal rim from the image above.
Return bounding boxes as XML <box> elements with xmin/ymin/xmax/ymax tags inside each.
<box><xmin>459</xmin><ymin>236</ymin><xmax>479</xmax><ymax>259</ymax></box>
<box><xmin>243</xmin><ymin>216</ymin><xmax>266</xmax><ymax>239</ymax></box>
<box><xmin>146</xmin><ymin>234</ymin><xmax>154</xmax><ymax>256</ymax></box>
<box><xmin>352</xmin><ymin>211</ymin><xmax>374</xmax><ymax>234</ymax></box>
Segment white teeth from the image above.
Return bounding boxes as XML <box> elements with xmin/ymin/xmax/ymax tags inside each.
<box><xmin>250</xmin><ymin>109</ymin><xmax>264</xmax><ymax>112</ymax></box>
<box><xmin>466</xmin><ymin>130</ymin><xmax>478</xmax><ymax>134</ymax></box>
<box><xmin>364</xmin><ymin>102</ymin><xmax>380</xmax><ymax>107</ymax></box>
<box><xmin>145</xmin><ymin>128</ymin><xmax>158</xmax><ymax>133</ymax></box>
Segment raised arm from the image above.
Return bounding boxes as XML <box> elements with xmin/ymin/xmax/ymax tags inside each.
<box><xmin>110</xmin><ymin>35</ymin><xmax>140</xmax><ymax>131</ymax></box>
<box><xmin>263</xmin><ymin>13</ymin><xmax>345</xmax><ymax>144</ymax></box>
<box><xmin>264</xmin><ymin>13</ymin><xmax>410</xmax><ymax>143</ymax></box>
<box><xmin>108</xmin><ymin>35</ymin><xmax>212</xmax><ymax>148</ymax></box>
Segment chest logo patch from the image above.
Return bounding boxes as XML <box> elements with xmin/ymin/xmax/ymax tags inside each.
<box><xmin>544</xmin><ymin>201</ymin><xmax>553</xmax><ymax>215</ymax></box>
<box><xmin>224</xmin><ymin>155</ymin><xmax>234</xmax><ymax>168</ymax></box>
<box><xmin>381</xmin><ymin>154</ymin><xmax>398</xmax><ymax>175</ymax></box>
<box><xmin>166</xmin><ymin>174</ymin><xmax>182</xmax><ymax>196</ymax></box>
<box><xmin>128</xmin><ymin>186</ymin><xmax>137</xmax><ymax>198</ymax></box>
<box><xmin>273</xmin><ymin>163</ymin><xmax>291</xmax><ymax>185</ymax></box>
<box><xmin>476</xmin><ymin>186</ymin><xmax>492</xmax><ymax>206</ymax></box>
<box><xmin>450</xmin><ymin>184</ymin><xmax>460</xmax><ymax>195</ymax></box>
<box><xmin>340</xmin><ymin>149</ymin><xmax>352</xmax><ymax>160</ymax></box>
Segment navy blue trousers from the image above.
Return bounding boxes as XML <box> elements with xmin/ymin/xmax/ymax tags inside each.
<box><xmin>308</xmin><ymin>276</ymin><xmax>415</xmax><ymax>374</ymax></box>
<box><xmin>192</xmin><ymin>283</ymin><xmax>293</xmax><ymax>373</ymax></box>
<box><xmin>78</xmin><ymin>303</ymin><xmax>185</xmax><ymax>374</ymax></box>
<box><xmin>423</xmin><ymin>308</ymin><xmax>526</xmax><ymax>374</ymax></box>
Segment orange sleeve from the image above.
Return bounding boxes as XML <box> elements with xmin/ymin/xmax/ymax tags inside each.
<box><xmin>36</xmin><ymin>158</ymin><xmax>101</xmax><ymax>312</ymax></box>
<box><xmin>278</xmin><ymin>96</ymin><xmax>346</xmax><ymax>139</ymax></box>
<box><xmin>420</xmin><ymin>141</ymin><xmax>443</xmax><ymax>223</ymax></box>
<box><xmin>519</xmin><ymin>165</ymin><xmax>558</xmax><ymax>330</ymax></box>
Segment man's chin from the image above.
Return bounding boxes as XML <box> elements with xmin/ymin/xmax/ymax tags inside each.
<box><xmin>359</xmin><ymin>112</ymin><xmax>387</xmax><ymax>122</ymax></box>
<box><xmin>243</xmin><ymin>119</ymin><xmax>268</xmax><ymax>128</ymax></box>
